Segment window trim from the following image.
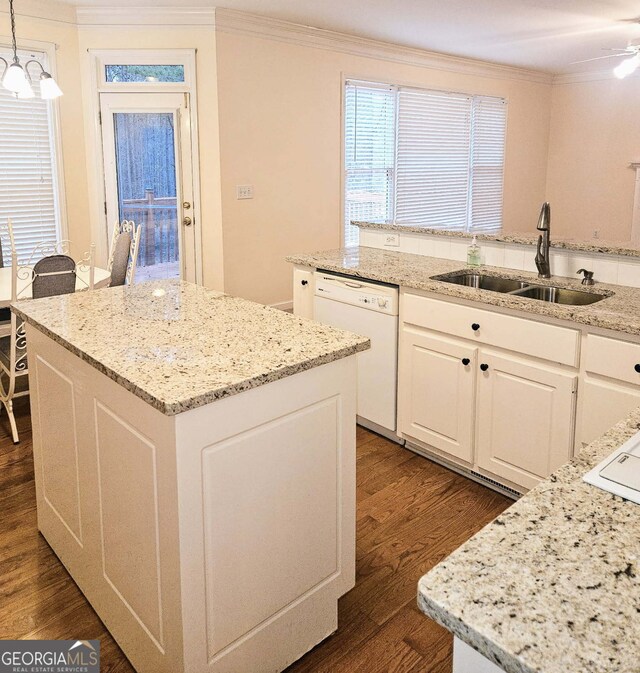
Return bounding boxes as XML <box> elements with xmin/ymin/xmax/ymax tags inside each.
<box><xmin>92</xmin><ymin>49</ymin><xmax>196</xmax><ymax>93</ymax></box>
<box><xmin>341</xmin><ymin>75</ymin><xmax>509</xmax><ymax>245</ymax></box>
<box><xmin>0</xmin><ymin>37</ymin><xmax>68</xmax><ymax>243</ymax></box>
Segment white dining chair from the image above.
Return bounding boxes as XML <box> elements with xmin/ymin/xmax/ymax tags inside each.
<box><xmin>108</xmin><ymin>220</ymin><xmax>142</xmax><ymax>286</ymax></box>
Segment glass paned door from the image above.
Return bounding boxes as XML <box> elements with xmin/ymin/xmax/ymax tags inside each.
<box><xmin>100</xmin><ymin>93</ymin><xmax>197</xmax><ymax>283</ymax></box>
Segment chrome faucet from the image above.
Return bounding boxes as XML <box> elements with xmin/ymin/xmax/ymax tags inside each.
<box><xmin>535</xmin><ymin>202</ymin><xmax>551</xmax><ymax>279</ymax></box>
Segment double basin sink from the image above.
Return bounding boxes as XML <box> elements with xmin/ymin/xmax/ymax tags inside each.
<box><xmin>431</xmin><ymin>271</ymin><xmax>608</xmax><ymax>306</ymax></box>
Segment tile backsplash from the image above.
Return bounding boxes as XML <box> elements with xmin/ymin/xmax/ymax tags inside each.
<box><xmin>359</xmin><ymin>229</ymin><xmax>640</xmax><ymax>288</ymax></box>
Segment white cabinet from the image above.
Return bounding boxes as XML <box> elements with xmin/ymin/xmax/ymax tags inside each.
<box><xmin>399</xmin><ymin>328</ymin><xmax>476</xmax><ymax>463</ymax></box>
<box><xmin>476</xmin><ymin>351</ymin><xmax>576</xmax><ymax>490</ymax></box>
<box><xmin>292</xmin><ymin>265</ymin><xmax>314</xmax><ymax>319</ymax></box>
<box><xmin>578</xmin><ymin>334</ymin><xmax>640</xmax><ymax>446</ymax></box>
<box><xmin>399</xmin><ymin>291</ymin><xmax>580</xmax><ymax>492</ymax></box>
<box><xmin>579</xmin><ymin>378</ymin><xmax>640</xmax><ymax>447</ymax></box>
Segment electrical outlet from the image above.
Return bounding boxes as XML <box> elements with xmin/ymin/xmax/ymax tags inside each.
<box><xmin>236</xmin><ymin>185</ymin><xmax>254</xmax><ymax>200</ymax></box>
<box><xmin>384</xmin><ymin>233</ymin><xmax>400</xmax><ymax>247</ymax></box>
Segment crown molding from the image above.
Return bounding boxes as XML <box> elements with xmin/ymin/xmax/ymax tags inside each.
<box><xmin>0</xmin><ymin>0</ymin><xmax>77</xmax><ymax>25</ymax></box>
<box><xmin>553</xmin><ymin>69</ymin><xmax>614</xmax><ymax>85</ymax></box>
<box><xmin>75</xmin><ymin>6</ymin><xmax>216</xmax><ymax>27</ymax></box>
<box><xmin>213</xmin><ymin>9</ymin><xmax>553</xmax><ymax>85</ymax></box>
<box><xmin>552</xmin><ymin>68</ymin><xmax>640</xmax><ymax>85</ymax></box>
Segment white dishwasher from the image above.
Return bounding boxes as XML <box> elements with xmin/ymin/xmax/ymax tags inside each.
<box><xmin>313</xmin><ymin>271</ymin><xmax>400</xmax><ymax>441</ymax></box>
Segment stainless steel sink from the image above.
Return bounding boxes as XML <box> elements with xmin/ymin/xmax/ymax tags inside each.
<box><xmin>432</xmin><ymin>271</ymin><xmax>609</xmax><ymax>305</ymax></box>
<box><xmin>511</xmin><ymin>285</ymin><xmax>607</xmax><ymax>306</ymax></box>
<box><xmin>431</xmin><ymin>272</ymin><xmax>529</xmax><ymax>293</ymax></box>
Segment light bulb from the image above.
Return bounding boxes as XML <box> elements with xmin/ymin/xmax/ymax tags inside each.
<box><xmin>2</xmin><ymin>62</ymin><xmax>28</xmax><ymax>93</ymax></box>
<box><xmin>16</xmin><ymin>79</ymin><xmax>34</xmax><ymax>99</ymax></box>
<box><xmin>614</xmin><ymin>54</ymin><xmax>640</xmax><ymax>79</ymax></box>
<box><xmin>39</xmin><ymin>73</ymin><xmax>63</xmax><ymax>100</ymax></box>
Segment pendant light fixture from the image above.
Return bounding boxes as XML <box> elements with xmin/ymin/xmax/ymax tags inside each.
<box><xmin>0</xmin><ymin>0</ymin><xmax>63</xmax><ymax>99</ymax></box>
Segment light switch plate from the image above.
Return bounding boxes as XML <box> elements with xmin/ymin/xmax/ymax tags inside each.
<box><xmin>384</xmin><ymin>233</ymin><xmax>400</xmax><ymax>247</ymax></box>
<box><xmin>236</xmin><ymin>185</ymin><xmax>254</xmax><ymax>200</ymax></box>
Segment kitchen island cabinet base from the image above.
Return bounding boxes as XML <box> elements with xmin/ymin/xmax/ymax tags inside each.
<box><xmin>27</xmin><ymin>324</ymin><xmax>357</xmax><ymax>673</ymax></box>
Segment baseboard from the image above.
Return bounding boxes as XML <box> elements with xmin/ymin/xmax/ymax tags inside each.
<box><xmin>271</xmin><ymin>300</ymin><xmax>293</xmax><ymax>312</ymax></box>
<box><xmin>404</xmin><ymin>441</ymin><xmax>522</xmax><ymax>500</ymax></box>
<box><xmin>357</xmin><ymin>417</ymin><xmax>404</xmax><ymax>444</ymax></box>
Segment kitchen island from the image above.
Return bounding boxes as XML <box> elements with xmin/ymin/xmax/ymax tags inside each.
<box><xmin>13</xmin><ymin>279</ymin><xmax>369</xmax><ymax>673</ymax></box>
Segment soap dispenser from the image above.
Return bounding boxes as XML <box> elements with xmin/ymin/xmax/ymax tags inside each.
<box><xmin>467</xmin><ymin>235</ymin><xmax>481</xmax><ymax>267</ymax></box>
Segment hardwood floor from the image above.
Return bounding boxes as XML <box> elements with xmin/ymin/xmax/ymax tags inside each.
<box><xmin>0</xmin><ymin>402</ymin><xmax>510</xmax><ymax>672</ymax></box>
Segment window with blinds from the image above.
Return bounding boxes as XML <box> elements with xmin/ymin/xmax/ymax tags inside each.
<box><xmin>0</xmin><ymin>48</ymin><xmax>61</xmax><ymax>264</ymax></box>
<box><xmin>344</xmin><ymin>82</ymin><xmax>396</xmax><ymax>247</ymax></box>
<box><xmin>344</xmin><ymin>80</ymin><xmax>507</xmax><ymax>244</ymax></box>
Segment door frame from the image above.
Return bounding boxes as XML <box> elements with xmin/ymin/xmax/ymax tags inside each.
<box><xmin>100</xmin><ymin>92</ymin><xmax>197</xmax><ymax>282</ymax></box>
<box><xmin>88</xmin><ymin>49</ymin><xmax>203</xmax><ymax>284</ymax></box>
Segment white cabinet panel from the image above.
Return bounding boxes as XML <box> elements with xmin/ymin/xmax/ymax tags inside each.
<box><xmin>399</xmin><ymin>328</ymin><xmax>476</xmax><ymax>463</ymax></box>
<box><xmin>292</xmin><ymin>266</ymin><xmax>314</xmax><ymax>319</ymax></box>
<box><xmin>579</xmin><ymin>376</ymin><xmax>640</xmax><ymax>447</ymax></box>
<box><xmin>202</xmin><ymin>398</ymin><xmax>339</xmax><ymax>657</ymax></box>
<box><xmin>476</xmin><ymin>352</ymin><xmax>576</xmax><ymax>490</ymax></box>
<box><xmin>33</xmin><ymin>354</ymin><xmax>83</xmax><ymax>546</ymax></box>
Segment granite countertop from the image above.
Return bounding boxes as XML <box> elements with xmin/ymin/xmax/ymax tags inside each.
<box><xmin>354</xmin><ymin>220</ymin><xmax>640</xmax><ymax>258</ymax></box>
<box><xmin>286</xmin><ymin>246</ymin><xmax>640</xmax><ymax>337</ymax></box>
<box><xmin>417</xmin><ymin>408</ymin><xmax>640</xmax><ymax>673</ymax></box>
<box><xmin>13</xmin><ymin>279</ymin><xmax>370</xmax><ymax>416</ymax></box>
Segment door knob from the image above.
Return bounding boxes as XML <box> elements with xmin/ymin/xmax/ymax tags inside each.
<box><xmin>183</xmin><ymin>216</ymin><xmax>193</xmax><ymax>227</ymax></box>
<box><xmin>461</xmin><ymin>358</ymin><xmax>470</xmax><ymax>366</ymax></box>
<box><xmin>480</xmin><ymin>363</ymin><xmax>489</xmax><ymax>372</ymax></box>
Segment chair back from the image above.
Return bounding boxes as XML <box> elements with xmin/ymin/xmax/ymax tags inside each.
<box><xmin>110</xmin><ymin>231</ymin><xmax>132</xmax><ymax>287</ymax></box>
<box><xmin>108</xmin><ymin>220</ymin><xmax>141</xmax><ymax>286</ymax></box>
<box><xmin>32</xmin><ymin>255</ymin><xmax>77</xmax><ymax>299</ymax></box>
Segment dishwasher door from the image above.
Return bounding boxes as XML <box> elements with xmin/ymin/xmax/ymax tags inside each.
<box><xmin>314</xmin><ymin>295</ymin><xmax>398</xmax><ymax>434</ymax></box>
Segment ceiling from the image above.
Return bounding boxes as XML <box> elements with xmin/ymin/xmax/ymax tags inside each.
<box><xmin>59</xmin><ymin>0</ymin><xmax>640</xmax><ymax>74</ymax></box>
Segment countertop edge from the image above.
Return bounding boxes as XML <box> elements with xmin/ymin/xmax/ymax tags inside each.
<box><xmin>352</xmin><ymin>221</ymin><xmax>640</xmax><ymax>258</ymax></box>
<box><xmin>416</xmin><ymin>589</ymin><xmax>533</xmax><ymax>673</ymax></box>
<box><xmin>285</xmin><ymin>251</ymin><xmax>640</xmax><ymax>338</ymax></box>
<box><xmin>13</xmin><ymin>305</ymin><xmax>370</xmax><ymax>416</ymax></box>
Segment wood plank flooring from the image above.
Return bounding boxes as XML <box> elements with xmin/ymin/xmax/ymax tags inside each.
<box><xmin>0</xmin><ymin>401</ymin><xmax>510</xmax><ymax>672</ymax></box>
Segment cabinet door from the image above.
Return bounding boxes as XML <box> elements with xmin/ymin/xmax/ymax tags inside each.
<box><xmin>476</xmin><ymin>352</ymin><xmax>577</xmax><ymax>490</ymax></box>
<box><xmin>399</xmin><ymin>328</ymin><xmax>476</xmax><ymax>463</ymax></box>
<box><xmin>579</xmin><ymin>376</ymin><xmax>640</xmax><ymax>448</ymax></box>
<box><xmin>292</xmin><ymin>266</ymin><xmax>314</xmax><ymax>319</ymax></box>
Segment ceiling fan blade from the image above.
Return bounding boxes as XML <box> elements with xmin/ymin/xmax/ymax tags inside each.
<box><xmin>570</xmin><ymin>54</ymin><xmax>629</xmax><ymax>64</ymax></box>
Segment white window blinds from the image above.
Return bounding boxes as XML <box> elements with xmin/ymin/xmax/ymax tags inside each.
<box><xmin>469</xmin><ymin>96</ymin><xmax>507</xmax><ymax>233</ymax></box>
<box><xmin>344</xmin><ymin>82</ymin><xmax>396</xmax><ymax>247</ymax></box>
<box><xmin>0</xmin><ymin>49</ymin><xmax>60</xmax><ymax>264</ymax></box>
<box><xmin>343</xmin><ymin>81</ymin><xmax>507</xmax><ymax>243</ymax></box>
<box><xmin>395</xmin><ymin>89</ymin><xmax>472</xmax><ymax>230</ymax></box>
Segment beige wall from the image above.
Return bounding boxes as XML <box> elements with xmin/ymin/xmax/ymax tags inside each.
<box><xmin>0</xmin><ymin>2</ymin><xmax>92</xmax><ymax>259</ymax></box>
<box><xmin>546</xmin><ymin>77</ymin><xmax>640</xmax><ymax>242</ymax></box>
<box><xmin>215</xmin><ymin>31</ymin><xmax>552</xmax><ymax>305</ymax></box>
